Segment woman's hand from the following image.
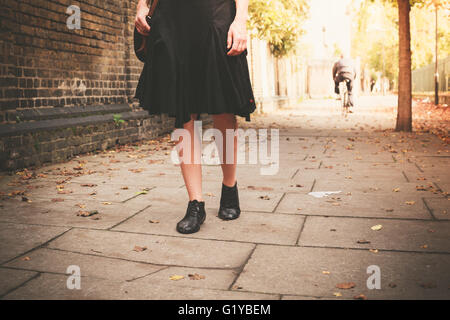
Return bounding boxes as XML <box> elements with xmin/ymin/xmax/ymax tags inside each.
<box><xmin>135</xmin><ymin>2</ymin><xmax>151</xmax><ymax>36</ymax></box>
<box><xmin>227</xmin><ymin>18</ymin><xmax>247</xmax><ymax>56</ymax></box>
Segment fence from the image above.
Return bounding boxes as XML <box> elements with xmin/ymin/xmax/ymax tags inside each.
<box><xmin>412</xmin><ymin>56</ymin><xmax>450</xmax><ymax>93</ymax></box>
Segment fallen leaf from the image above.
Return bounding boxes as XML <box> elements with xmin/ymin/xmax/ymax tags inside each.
<box><xmin>369</xmin><ymin>249</ymin><xmax>379</xmax><ymax>253</ymax></box>
<box><xmin>336</xmin><ymin>282</ymin><xmax>356</xmax><ymax>290</ymax></box>
<box><xmin>322</xmin><ymin>271</ymin><xmax>331</xmax><ymax>275</ymax></box>
<box><xmin>77</xmin><ymin>210</ymin><xmax>99</xmax><ymax>217</ymax></box>
<box><xmin>57</xmin><ymin>189</ymin><xmax>73</xmax><ymax>194</ymax></box>
<box><xmin>371</xmin><ymin>224</ymin><xmax>383</xmax><ymax>231</ymax></box>
<box><xmin>333</xmin><ymin>292</ymin><xmax>342</xmax><ymax>297</ymax></box>
<box><xmin>405</xmin><ymin>201</ymin><xmax>416</xmax><ymax>205</ymax></box>
<box><xmin>393</xmin><ymin>188</ymin><xmax>400</xmax><ymax>192</ymax></box>
<box><xmin>169</xmin><ymin>275</ymin><xmax>184</xmax><ymax>281</ymax></box>
<box><xmin>419</xmin><ymin>282</ymin><xmax>436</xmax><ymax>289</ymax></box>
<box><xmin>353</xmin><ymin>294</ymin><xmax>367</xmax><ymax>300</ymax></box>
<box><xmin>149</xmin><ymin>220</ymin><xmax>160</xmax><ymax>224</ymax></box>
<box><xmin>188</xmin><ymin>273</ymin><xmax>205</xmax><ymax>280</ymax></box>
<box><xmin>248</xmin><ymin>186</ymin><xmax>274</xmax><ymax>191</ymax></box>
<box><xmin>22</xmin><ymin>256</ymin><xmax>31</xmax><ymax>261</ymax></box>
<box><xmin>51</xmin><ymin>198</ymin><xmax>65</xmax><ymax>202</ymax></box>
<box><xmin>101</xmin><ymin>202</ymin><xmax>112</xmax><ymax>205</ymax></box>
<box><xmin>133</xmin><ymin>245</ymin><xmax>147</xmax><ymax>252</ymax></box>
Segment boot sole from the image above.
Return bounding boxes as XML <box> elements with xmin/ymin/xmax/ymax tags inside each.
<box><xmin>176</xmin><ymin>215</ymin><xmax>206</xmax><ymax>234</ymax></box>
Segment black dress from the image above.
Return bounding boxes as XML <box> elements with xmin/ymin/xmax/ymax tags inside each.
<box><xmin>134</xmin><ymin>0</ymin><xmax>256</xmax><ymax>128</ymax></box>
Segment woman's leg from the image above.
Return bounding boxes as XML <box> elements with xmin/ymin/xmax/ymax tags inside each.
<box><xmin>178</xmin><ymin>114</ymin><xmax>203</xmax><ymax>201</ymax></box>
<box><xmin>176</xmin><ymin>114</ymin><xmax>206</xmax><ymax>234</ymax></box>
<box><xmin>213</xmin><ymin>113</ymin><xmax>240</xmax><ymax>220</ymax></box>
<box><xmin>212</xmin><ymin>114</ymin><xmax>238</xmax><ymax>187</ymax></box>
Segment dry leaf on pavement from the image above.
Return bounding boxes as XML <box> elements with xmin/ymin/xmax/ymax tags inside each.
<box><xmin>336</xmin><ymin>282</ymin><xmax>356</xmax><ymax>289</ymax></box>
<box><xmin>188</xmin><ymin>273</ymin><xmax>206</xmax><ymax>280</ymax></box>
<box><xmin>77</xmin><ymin>210</ymin><xmax>99</xmax><ymax>217</ymax></box>
<box><xmin>133</xmin><ymin>245</ymin><xmax>147</xmax><ymax>252</ymax></box>
<box><xmin>371</xmin><ymin>224</ymin><xmax>383</xmax><ymax>231</ymax></box>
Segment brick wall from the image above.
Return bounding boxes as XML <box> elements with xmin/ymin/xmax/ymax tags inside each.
<box><xmin>0</xmin><ymin>0</ymin><xmax>146</xmax><ymax>114</ymax></box>
<box><xmin>0</xmin><ymin>0</ymin><xmax>178</xmax><ymax>171</ymax></box>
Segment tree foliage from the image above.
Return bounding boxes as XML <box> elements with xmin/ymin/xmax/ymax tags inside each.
<box><xmin>248</xmin><ymin>0</ymin><xmax>309</xmax><ymax>57</ymax></box>
<box><xmin>351</xmin><ymin>0</ymin><xmax>449</xmax><ymax>81</ymax></box>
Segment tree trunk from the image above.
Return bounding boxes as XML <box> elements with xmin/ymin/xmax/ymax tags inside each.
<box><xmin>396</xmin><ymin>0</ymin><xmax>412</xmax><ymax>132</ymax></box>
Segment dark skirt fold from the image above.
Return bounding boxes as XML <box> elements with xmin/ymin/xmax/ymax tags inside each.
<box><xmin>134</xmin><ymin>0</ymin><xmax>256</xmax><ymax>128</ymax></box>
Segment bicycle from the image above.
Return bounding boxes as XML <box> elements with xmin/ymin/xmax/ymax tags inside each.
<box><xmin>339</xmin><ymin>79</ymin><xmax>351</xmax><ymax>117</ymax></box>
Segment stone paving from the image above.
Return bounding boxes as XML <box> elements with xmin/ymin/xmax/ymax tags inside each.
<box><xmin>0</xmin><ymin>96</ymin><xmax>449</xmax><ymax>300</ymax></box>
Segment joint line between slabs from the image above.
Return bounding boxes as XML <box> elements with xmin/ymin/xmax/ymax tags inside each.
<box><xmin>422</xmin><ymin>197</ymin><xmax>437</xmax><ymax>221</ymax></box>
<box><xmin>0</xmin><ymin>271</ymin><xmax>41</xmax><ymax>300</ymax></box>
<box><xmin>227</xmin><ymin>244</ymin><xmax>257</xmax><ymax>291</ymax></box>
<box><xmin>295</xmin><ymin>215</ymin><xmax>308</xmax><ymax>245</ymax></box>
<box><xmin>272</xmin><ymin>192</ymin><xmax>286</xmax><ymax>213</ymax></box>
<box><xmin>402</xmin><ymin>170</ymin><xmax>410</xmax><ymax>182</ymax></box>
<box><xmin>0</xmin><ymin>227</ymin><xmax>73</xmax><ymax>267</ymax></box>
<box><xmin>107</xmin><ymin>204</ymin><xmax>152</xmax><ymax>230</ymax></box>
<box><xmin>290</xmin><ymin>168</ymin><xmax>300</xmax><ymax>180</ymax></box>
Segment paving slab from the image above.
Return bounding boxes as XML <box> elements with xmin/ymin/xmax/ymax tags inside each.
<box><xmin>47</xmin><ymin>229</ymin><xmax>255</xmax><ymax>269</ymax></box>
<box><xmin>0</xmin><ymin>268</ymin><xmax>38</xmax><ymax>297</ymax></box>
<box><xmin>0</xmin><ymin>195</ymin><xmax>151</xmax><ymax>229</ymax></box>
<box><xmin>298</xmin><ymin>216</ymin><xmax>450</xmax><ymax>253</ymax></box>
<box><xmin>233</xmin><ymin>245</ymin><xmax>450</xmax><ymax>299</ymax></box>
<box><xmin>2</xmin><ymin>273</ymin><xmax>278</xmax><ymax>300</ymax></box>
<box><xmin>131</xmin><ymin>266</ymin><xmax>238</xmax><ymax>290</ymax></box>
<box><xmin>424</xmin><ymin>198</ymin><xmax>450</xmax><ymax>220</ymax></box>
<box><xmin>313</xmin><ymin>181</ymin><xmax>444</xmax><ymax>197</ymax></box>
<box><xmin>275</xmin><ymin>192</ymin><xmax>433</xmax><ymax>220</ymax></box>
<box><xmin>0</xmin><ymin>222</ymin><xmax>69</xmax><ymax>264</ymax></box>
<box><xmin>113</xmin><ymin>207</ymin><xmax>304</xmax><ymax>245</ymax></box>
<box><xmin>25</xmin><ymin>181</ymin><xmax>157</xmax><ymax>203</ymax></box>
<box><xmin>4</xmin><ymin>248</ymin><xmax>164</xmax><ymax>281</ymax></box>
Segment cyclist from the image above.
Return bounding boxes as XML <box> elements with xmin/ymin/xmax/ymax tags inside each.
<box><xmin>332</xmin><ymin>54</ymin><xmax>357</xmax><ymax>108</ymax></box>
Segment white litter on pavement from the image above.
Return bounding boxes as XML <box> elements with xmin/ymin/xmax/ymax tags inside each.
<box><xmin>308</xmin><ymin>191</ymin><xmax>342</xmax><ymax>198</ymax></box>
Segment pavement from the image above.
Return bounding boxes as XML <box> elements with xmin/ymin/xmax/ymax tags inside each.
<box><xmin>0</xmin><ymin>95</ymin><xmax>449</xmax><ymax>300</ymax></box>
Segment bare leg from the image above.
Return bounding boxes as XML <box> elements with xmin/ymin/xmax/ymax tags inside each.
<box><xmin>212</xmin><ymin>114</ymin><xmax>238</xmax><ymax>187</ymax></box>
<box><xmin>178</xmin><ymin>114</ymin><xmax>203</xmax><ymax>201</ymax></box>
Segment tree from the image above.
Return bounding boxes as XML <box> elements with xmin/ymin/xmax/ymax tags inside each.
<box><xmin>365</xmin><ymin>0</ymin><xmax>448</xmax><ymax>131</ymax></box>
<box><xmin>395</xmin><ymin>0</ymin><xmax>448</xmax><ymax>131</ymax></box>
<box><xmin>248</xmin><ymin>0</ymin><xmax>309</xmax><ymax>57</ymax></box>
<box><xmin>396</xmin><ymin>0</ymin><xmax>413</xmax><ymax>131</ymax></box>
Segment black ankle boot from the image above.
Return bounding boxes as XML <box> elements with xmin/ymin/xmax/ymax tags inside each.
<box><xmin>218</xmin><ymin>182</ymin><xmax>241</xmax><ymax>220</ymax></box>
<box><xmin>176</xmin><ymin>200</ymin><xmax>206</xmax><ymax>234</ymax></box>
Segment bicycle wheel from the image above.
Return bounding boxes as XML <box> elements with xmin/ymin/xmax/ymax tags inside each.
<box><xmin>339</xmin><ymin>82</ymin><xmax>348</xmax><ymax>117</ymax></box>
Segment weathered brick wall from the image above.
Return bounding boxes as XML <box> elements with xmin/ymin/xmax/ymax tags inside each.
<box><xmin>0</xmin><ymin>0</ymin><xmax>179</xmax><ymax>171</ymax></box>
<box><xmin>0</xmin><ymin>0</ymin><xmax>146</xmax><ymax>115</ymax></box>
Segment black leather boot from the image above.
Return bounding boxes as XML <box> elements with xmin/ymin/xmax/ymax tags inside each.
<box><xmin>176</xmin><ymin>200</ymin><xmax>206</xmax><ymax>234</ymax></box>
<box><xmin>218</xmin><ymin>182</ymin><xmax>241</xmax><ymax>220</ymax></box>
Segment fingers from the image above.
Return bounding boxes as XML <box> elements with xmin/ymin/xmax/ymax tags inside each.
<box><xmin>135</xmin><ymin>16</ymin><xmax>151</xmax><ymax>36</ymax></box>
<box><xmin>227</xmin><ymin>30</ymin><xmax>233</xmax><ymax>50</ymax></box>
<box><xmin>227</xmin><ymin>37</ymin><xmax>247</xmax><ymax>56</ymax></box>
<box><xmin>227</xmin><ymin>25</ymin><xmax>247</xmax><ymax>56</ymax></box>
